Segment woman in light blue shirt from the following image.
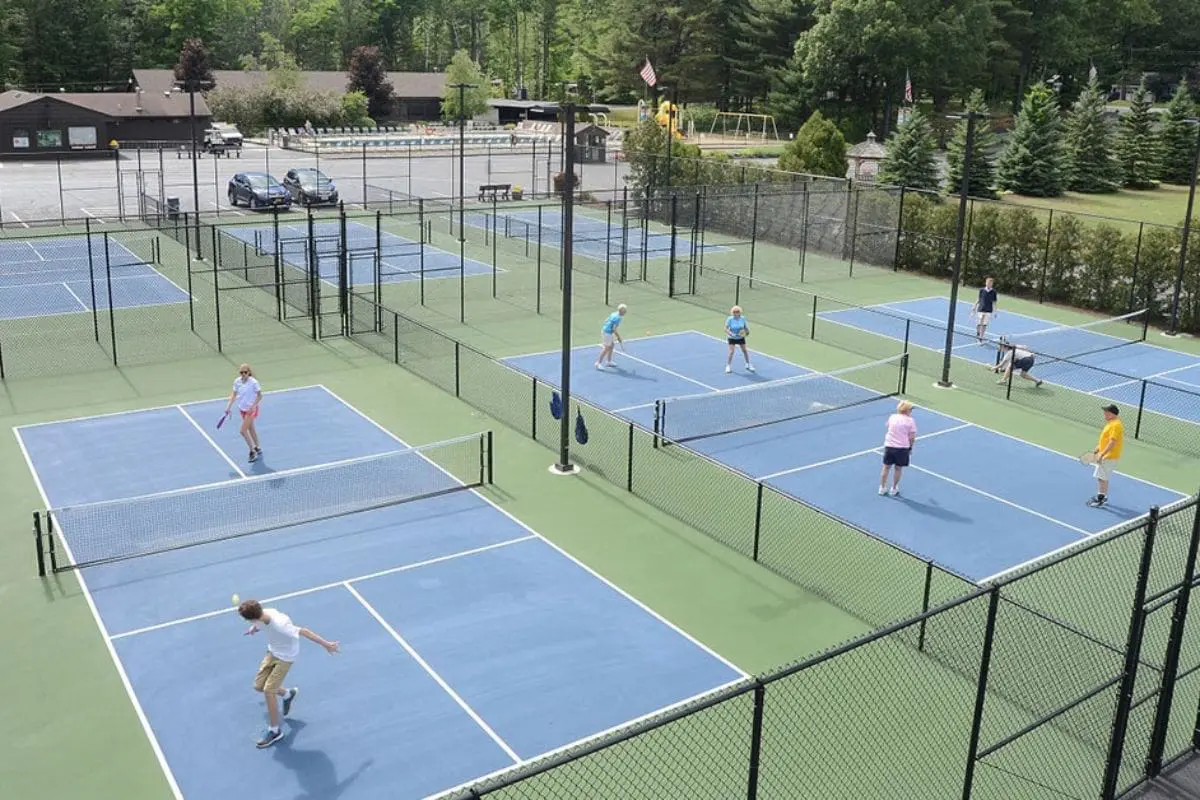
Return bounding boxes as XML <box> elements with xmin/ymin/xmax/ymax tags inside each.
<box><xmin>595</xmin><ymin>304</ymin><xmax>627</xmax><ymax>369</ymax></box>
<box><xmin>725</xmin><ymin>306</ymin><xmax>754</xmax><ymax>374</ymax></box>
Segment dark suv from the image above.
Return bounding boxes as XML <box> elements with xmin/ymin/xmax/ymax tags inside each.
<box><xmin>282</xmin><ymin>168</ymin><xmax>339</xmax><ymax>206</ymax></box>
<box><xmin>227</xmin><ymin>172</ymin><xmax>292</xmax><ymax>210</ymax></box>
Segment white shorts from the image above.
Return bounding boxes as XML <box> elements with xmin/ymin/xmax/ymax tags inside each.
<box><xmin>977</xmin><ymin>312</ymin><xmax>993</xmax><ymax>326</ymax></box>
<box><xmin>601</xmin><ymin>332</ymin><xmax>614</xmax><ymax>346</ymax></box>
<box><xmin>1094</xmin><ymin>460</ymin><xmax>1117</xmax><ymax>481</ymax></box>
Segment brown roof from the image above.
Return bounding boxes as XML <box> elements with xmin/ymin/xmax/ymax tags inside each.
<box><xmin>0</xmin><ymin>89</ymin><xmax>210</xmax><ymax>118</ymax></box>
<box><xmin>133</xmin><ymin>69</ymin><xmax>446</xmax><ymax>99</ymax></box>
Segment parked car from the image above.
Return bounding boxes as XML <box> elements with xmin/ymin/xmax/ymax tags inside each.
<box><xmin>282</xmin><ymin>168</ymin><xmax>339</xmax><ymax>206</ymax></box>
<box><xmin>227</xmin><ymin>172</ymin><xmax>292</xmax><ymax>210</ymax></box>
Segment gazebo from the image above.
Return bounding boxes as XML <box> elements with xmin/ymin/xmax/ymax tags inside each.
<box><xmin>846</xmin><ymin>132</ymin><xmax>886</xmax><ymax>181</ymax></box>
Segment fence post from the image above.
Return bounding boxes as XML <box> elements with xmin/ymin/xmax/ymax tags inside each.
<box><xmin>1135</xmin><ymin>381</ymin><xmax>1148</xmax><ymax>439</ymax></box>
<box><xmin>1130</xmin><ymin>222</ymin><xmax>1145</xmax><ymax>314</ymax></box>
<box><xmin>361</xmin><ymin>143</ymin><xmax>368</xmax><ymax>209</ymax></box>
<box><xmin>810</xmin><ymin>295</ymin><xmax>818</xmax><ymax>339</ymax></box>
<box><xmin>84</xmin><ymin>218</ymin><xmax>100</xmax><ymax>342</ymax></box>
<box><xmin>620</xmin><ymin>185</ymin><xmax>630</xmax><ymax>283</ymax></box>
<box><xmin>748</xmin><ymin>183</ymin><xmax>759</xmax><ymax>287</ymax></box>
<box><xmin>960</xmin><ymin>587</ymin><xmax>1001</xmax><ymax>800</ymax></box>
<box><xmin>306</xmin><ymin>211</ymin><xmax>319</xmax><ymax>341</ymax></box>
<box><xmin>746</xmin><ymin>682</ymin><xmax>766</xmax><ymax>800</ymax></box>
<box><xmin>102</xmin><ymin>234</ymin><xmax>118</xmax><ymax>366</ymax></box>
<box><xmin>668</xmin><ymin>195</ymin><xmax>679</xmax><ymax>297</ymax></box>
<box><xmin>917</xmin><ymin>560</ymin><xmax>934</xmax><ymax>652</ymax></box>
<box><xmin>752</xmin><ymin>482</ymin><xmax>764</xmax><ymax>562</ymax></box>
<box><xmin>847</xmin><ymin>185</ymin><xmax>861</xmax><ymax>278</ymax></box>
<box><xmin>799</xmin><ymin>181</ymin><xmax>810</xmax><ymax>281</ymax></box>
<box><xmin>893</xmin><ymin>186</ymin><xmax>906</xmax><ymax>271</ymax></box>
<box><xmin>1146</xmin><ymin>502</ymin><xmax>1200</xmax><ymax>777</ymax></box>
<box><xmin>1037</xmin><ymin>209</ymin><xmax>1054</xmax><ymax>303</ymax></box>
<box><xmin>419</xmin><ymin>199</ymin><xmax>427</xmax><ymax>306</ymax></box>
<box><xmin>33</xmin><ymin>512</ymin><xmax>45</xmax><ymax>578</ymax></box>
<box><xmin>626</xmin><ymin>422</ymin><xmax>634</xmax><ymax>492</ymax></box>
<box><xmin>1102</xmin><ymin>506</ymin><xmax>1162</xmax><ymax>800</ymax></box>
<box><xmin>492</xmin><ymin>193</ymin><xmax>499</xmax><ymax>298</ymax></box>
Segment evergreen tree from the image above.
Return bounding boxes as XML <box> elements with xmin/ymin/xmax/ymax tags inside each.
<box><xmin>997</xmin><ymin>82</ymin><xmax>1068</xmax><ymax>197</ymax></box>
<box><xmin>777</xmin><ymin>111</ymin><xmax>847</xmax><ymax>177</ymax></box>
<box><xmin>1063</xmin><ymin>74</ymin><xmax>1120</xmax><ymax>193</ymax></box>
<box><xmin>1117</xmin><ymin>80</ymin><xmax>1161</xmax><ymax>189</ymax></box>
<box><xmin>945</xmin><ymin>89</ymin><xmax>997</xmax><ymax>199</ymax></box>
<box><xmin>1159</xmin><ymin>80</ymin><xmax>1198</xmax><ymax>185</ymax></box>
<box><xmin>877</xmin><ymin>109</ymin><xmax>938</xmax><ymax>190</ymax></box>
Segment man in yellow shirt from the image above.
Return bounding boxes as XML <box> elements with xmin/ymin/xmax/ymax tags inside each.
<box><xmin>1088</xmin><ymin>405</ymin><xmax>1125</xmax><ymax>508</ymax></box>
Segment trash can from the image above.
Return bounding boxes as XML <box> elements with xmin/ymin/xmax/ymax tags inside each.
<box><xmin>166</xmin><ymin>197</ymin><xmax>180</xmax><ymax>220</ymax></box>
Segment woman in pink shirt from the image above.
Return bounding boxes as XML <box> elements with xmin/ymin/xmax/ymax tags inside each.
<box><xmin>880</xmin><ymin>400</ymin><xmax>917</xmax><ymax>496</ymax></box>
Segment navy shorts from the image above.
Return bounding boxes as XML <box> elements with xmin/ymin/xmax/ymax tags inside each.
<box><xmin>728</xmin><ymin>337</ymin><xmax>746</xmax><ymax>346</ymax></box>
<box><xmin>882</xmin><ymin>447</ymin><xmax>911</xmax><ymax>467</ymax></box>
<box><xmin>1013</xmin><ymin>356</ymin><xmax>1035</xmax><ymax>373</ymax></box>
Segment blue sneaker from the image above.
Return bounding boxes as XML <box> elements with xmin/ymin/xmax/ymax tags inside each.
<box><xmin>256</xmin><ymin>728</ymin><xmax>284</xmax><ymax>749</ymax></box>
<box><xmin>282</xmin><ymin>687</ymin><xmax>297</xmax><ymax>717</ymax></box>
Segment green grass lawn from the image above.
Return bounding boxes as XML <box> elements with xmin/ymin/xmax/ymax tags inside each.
<box><xmin>1001</xmin><ymin>183</ymin><xmax>1194</xmax><ymax>230</ymax></box>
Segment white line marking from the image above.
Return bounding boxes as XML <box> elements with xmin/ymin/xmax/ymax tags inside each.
<box><xmin>176</xmin><ymin>405</ymin><xmax>246</xmax><ymax>477</ymax></box>
<box><xmin>616</xmin><ymin>351</ymin><xmax>719</xmax><ymax>391</ymax></box>
<box><xmin>12</xmin><ymin>428</ymin><xmax>184</xmax><ymax>800</ymax></box>
<box><xmin>80</xmin><ymin>207</ymin><xmax>105</xmax><ymax>223</ymax></box>
<box><xmin>110</xmin><ymin>535</ymin><xmax>535</xmax><ymax>639</ymax></box>
<box><xmin>317</xmin><ymin>384</ymin><xmax>748</xmax><ymax>678</ymax></box>
<box><xmin>60</xmin><ymin>282</ymin><xmax>89</xmax><ymax>311</ymax></box>
<box><xmin>977</xmin><ymin>517</ymin><xmax>1138</xmax><ymax>584</ymax></box>
<box><xmin>757</xmin><ymin>423</ymin><xmax>974</xmax><ymax>481</ymax></box>
<box><xmin>345</xmin><ymin>582</ymin><xmax>523</xmax><ymax>762</ymax></box>
<box><xmin>908</xmin><ymin>464</ymin><xmax>1092</xmax><ymax>536</ymax></box>
<box><xmin>10</xmin><ymin>211</ymin><xmax>29</xmax><ymax>228</ymax></box>
<box><xmin>612</xmin><ymin>401</ymin><xmax>654</xmax><ymax>413</ymax></box>
<box><xmin>501</xmin><ymin>330</ymin><xmax>682</xmax><ymax>361</ymax></box>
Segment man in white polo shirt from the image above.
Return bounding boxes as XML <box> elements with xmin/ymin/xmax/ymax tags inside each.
<box><xmin>238</xmin><ymin>599</ymin><xmax>339</xmax><ymax>748</ymax></box>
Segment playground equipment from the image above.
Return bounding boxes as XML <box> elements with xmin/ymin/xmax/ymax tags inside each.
<box><xmin>708</xmin><ymin>111</ymin><xmax>779</xmax><ymax>141</ymax></box>
<box><xmin>655</xmin><ymin>99</ymin><xmax>683</xmax><ymax>139</ymax></box>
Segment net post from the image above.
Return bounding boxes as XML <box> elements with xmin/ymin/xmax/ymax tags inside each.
<box><xmin>809</xmin><ymin>295</ymin><xmax>818</xmax><ymax>339</ymax></box>
<box><xmin>960</xmin><ymin>587</ymin><xmax>1000</xmax><ymax>800</ymax></box>
<box><xmin>531</xmin><ymin>378</ymin><xmax>538</xmax><ymax>439</ymax></box>
<box><xmin>1101</xmin><ymin>506</ymin><xmax>1161</xmax><ymax>799</ymax></box>
<box><xmin>745</xmin><ymin>681</ymin><xmax>766</xmax><ymax>800</ymax></box>
<box><xmin>1004</xmin><ymin>358</ymin><xmax>1015</xmax><ymax>399</ymax></box>
<box><xmin>1135</xmin><ymin>380</ymin><xmax>1148</xmax><ymax>438</ymax></box>
<box><xmin>47</xmin><ymin>511</ymin><xmax>58</xmax><ymax>573</ymax></box>
<box><xmin>454</xmin><ymin>341</ymin><xmax>461</xmax><ymax>398</ymax></box>
<box><xmin>625</xmin><ymin>422</ymin><xmax>634</xmax><ymax>492</ymax></box>
<box><xmin>917</xmin><ymin>560</ymin><xmax>933</xmax><ymax>651</ymax></box>
<box><xmin>903</xmin><ymin>319</ymin><xmax>911</xmax><ymax>354</ymax></box>
<box><xmin>392</xmin><ymin>311</ymin><xmax>399</xmax><ymax>364</ymax></box>
<box><xmin>752</xmin><ymin>482</ymin><xmax>764</xmax><ymax>562</ymax></box>
<box><xmin>486</xmin><ymin>431</ymin><xmax>494</xmax><ymax>484</ymax></box>
<box><xmin>33</xmin><ymin>512</ymin><xmax>45</xmax><ymax>578</ymax></box>
<box><xmin>103</xmin><ymin>234</ymin><xmax>118</xmax><ymax>365</ymax></box>
<box><xmin>1146</xmin><ymin>500</ymin><xmax>1200</xmax><ymax>777</ymax></box>
<box><xmin>900</xmin><ymin>352</ymin><xmax>909</xmax><ymax>395</ymax></box>
<box><xmin>652</xmin><ymin>400</ymin><xmax>662</xmax><ymax>449</ymax></box>
<box><xmin>1141</xmin><ymin>308</ymin><xmax>1150</xmax><ymax>341</ymax></box>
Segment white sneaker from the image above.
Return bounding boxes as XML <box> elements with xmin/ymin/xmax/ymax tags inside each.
<box><xmin>725</xmin><ymin>365</ymin><xmax>732</xmax><ymax>374</ymax></box>
<box><xmin>746</xmin><ymin>363</ymin><xmax>755</xmax><ymax>372</ymax></box>
<box><xmin>595</xmin><ymin>363</ymin><xmax>603</xmax><ymax>370</ymax></box>
<box><xmin>889</xmin><ymin>487</ymin><xmax>900</xmax><ymax>497</ymax></box>
<box><xmin>878</xmin><ymin>487</ymin><xmax>887</xmax><ymax>496</ymax></box>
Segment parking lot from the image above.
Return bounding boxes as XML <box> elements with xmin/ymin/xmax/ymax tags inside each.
<box><xmin>0</xmin><ymin>142</ymin><xmax>630</xmax><ymax>226</ymax></box>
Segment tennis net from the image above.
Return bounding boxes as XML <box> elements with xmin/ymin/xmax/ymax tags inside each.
<box><xmin>655</xmin><ymin>355</ymin><xmax>908</xmax><ymax>445</ymax></box>
<box><xmin>992</xmin><ymin>309</ymin><xmax>1148</xmax><ymax>362</ymax></box>
<box><xmin>39</xmin><ymin>432</ymin><xmax>491</xmax><ymax>571</ymax></box>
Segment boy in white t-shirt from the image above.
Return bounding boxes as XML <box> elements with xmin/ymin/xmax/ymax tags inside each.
<box><xmin>238</xmin><ymin>599</ymin><xmax>339</xmax><ymax>748</ymax></box>
<box><xmin>223</xmin><ymin>363</ymin><xmax>263</xmax><ymax>462</ymax></box>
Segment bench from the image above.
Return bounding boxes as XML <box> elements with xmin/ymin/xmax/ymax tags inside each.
<box><xmin>478</xmin><ymin>183</ymin><xmax>512</xmax><ymax>202</ymax></box>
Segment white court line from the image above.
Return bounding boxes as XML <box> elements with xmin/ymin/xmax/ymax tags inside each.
<box><xmin>15</xmin><ymin>385</ymin><xmax>321</xmax><ymax>429</ymax></box>
<box><xmin>976</xmin><ymin>512</ymin><xmax>1149</xmax><ymax>584</ymax></box>
<box><xmin>80</xmin><ymin>208</ymin><xmax>106</xmax><ymax>223</ymax></box>
<box><xmin>110</xmin><ymin>535</ymin><xmax>535</xmax><ymax>640</ymax></box>
<box><xmin>615</xmin><ymin>350</ymin><xmax>719</xmax><ymax>391</ymax></box>
<box><xmin>756</xmin><ymin>423</ymin><xmax>974</xmax><ymax>481</ymax></box>
<box><xmin>506</xmin><ymin>330</ymin><xmax>696</xmax><ymax>361</ymax></box>
<box><xmin>23</xmin><ymin>241</ymin><xmax>42</xmax><ymax>260</ymax></box>
<box><xmin>612</xmin><ymin>401</ymin><xmax>654</xmax><ymax>414</ymax></box>
<box><xmin>10</xmin><ymin>211</ymin><xmax>29</xmax><ymax>228</ymax></box>
<box><xmin>318</xmin><ymin>384</ymin><xmax>748</xmax><ymax>679</ymax></box>
<box><xmin>908</xmin><ymin>464</ymin><xmax>1092</xmax><ymax>537</ymax></box>
<box><xmin>175</xmin><ymin>405</ymin><xmax>246</xmax><ymax>478</ymax></box>
<box><xmin>1086</xmin><ymin>363</ymin><xmax>1200</xmax><ymax>396</ymax></box>
<box><xmin>60</xmin><ymin>282</ymin><xmax>89</xmax><ymax>311</ymax></box>
<box><xmin>12</xmin><ymin>429</ymin><xmax>185</xmax><ymax>800</ymax></box>
<box><xmin>345</xmin><ymin>582</ymin><xmax>523</xmax><ymax>763</ymax></box>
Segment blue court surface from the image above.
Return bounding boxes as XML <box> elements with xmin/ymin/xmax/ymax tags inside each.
<box><xmin>819</xmin><ymin>296</ymin><xmax>1200</xmax><ymax>423</ymax></box>
<box><xmin>464</xmin><ymin>208</ymin><xmax>732</xmax><ymax>262</ymax></box>
<box><xmin>220</xmin><ymin>220</ymin><xmax>497</xmax><ymax>286</ymax></box>
<box><xmin>504</xmin><ymin>331</ymin><xmax>1185</xmax><ymax>583</ymax></box>
<box><xmin>0</xmin><ymin>237</ymin><xmax>190</xmax><ymax>321</ymax></box>
<box><xmin>15</xmin><ymin>385</ymin><xmax>742</xmax><ymax>800</ymax></box>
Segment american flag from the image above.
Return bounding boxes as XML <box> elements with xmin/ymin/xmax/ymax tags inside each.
<box><xmin>904</xmin><ymin>70</ymin><xmax>913</xmax><ymax>104</ymax></box>
<box><xmin>640</xmin><ymin>59</ymin><xmax>657</xmax><ymax>87</ymax></box>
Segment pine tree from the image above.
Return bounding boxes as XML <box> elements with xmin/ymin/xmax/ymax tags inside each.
<box><xmin>777</xmin><ymin>111</ymin><xmax>847</xmax><ymax>177</ymax></box>
<box><xmin>997</xmin><ymin>82</ymin><xmax>1068</xmax><ymax>197</ymax></box>
<box><xmin>1118</xmin><ymin>80</ymin><xmax>1161</xmax><ymax>189</ymax></box>
<box><xmin>1064</xmin><ymin>74</ymin><xmax>1120</xmax><ymax>193</ymax></box>
<box><xmin>877</xmin><ymin>110</ymin><xmax>939</xmax><ymax>191</ymax></box>
<box><xmin>945</xmin><ymin>90</ymin><xmax>997</xmax><ymax>199</ymax></box>
<box><xmin>1159</xmin><ymin>80</ymin><xmax>1198</xmax><ymax>185</ymax></box>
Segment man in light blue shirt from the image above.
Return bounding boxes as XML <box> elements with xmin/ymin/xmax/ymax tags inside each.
<box><xmin>595</xmin><ymin>304</ymin><xmax>627</xmax><ymax>369</ymax></box>
<box><xmin>725</xmin><ymin>305</ymin><xmax>754</xmax><ymax>374</ymax></box>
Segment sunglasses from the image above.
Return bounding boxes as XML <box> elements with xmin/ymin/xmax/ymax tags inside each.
<box><xmin>239</xmin><ymin>370</ymin><xmax>250</xmax><ymax>375</ymax></box>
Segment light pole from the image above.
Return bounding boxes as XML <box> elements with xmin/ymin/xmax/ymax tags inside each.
<box><xmin>448</xmin><ymin>82</ymin><xmax>477</xmax><ymax>323</ymax></box>
<box><xmin>187</xmin><ymin>84</ymin><xmax>201</xmax><ymax>258</ymax></box>
<box><xmin>1166</xmin><ymin>118</ymin><xmax>1200</xmax><ymax>336</ymax></box>
<box><xmin>662</xmin><ymin>85</ymin><xmax>677</xmax><ymax>189</ymax></box>
<box><xmin>554</xmin><ymin>85</ymin><xmax>580</xmax><ymax>475</ymax></box>
<box><xmin>938</xmin><ymin>111</ymin><xmax>983</xmax><ymax>388</ymax></box>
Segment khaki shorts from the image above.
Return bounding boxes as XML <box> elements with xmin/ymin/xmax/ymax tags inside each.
<box><xmin>254</xmin><ymin>652</ymin><xmax>293</xmax><ymax>695</ymax></box>
<box><xmin>1094</xmin><ymin>459</ymin><xmax>1117</xmax><ymax>481</ymax></box>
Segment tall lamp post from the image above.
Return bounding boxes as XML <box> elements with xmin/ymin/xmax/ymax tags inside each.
<box><xmin>1166</xmin><ymin>118</ymin><xmax>1200</xmax><ymax>337</ymax></box>
<box><xmin>554</xmin><ymin>84</ymin><xmax>580</xmax><ymax>475</ymax></box>
<box><xmin>175</xmin><ymin>77</ymin><xmax>211</xmax><ymax>259</ymax></box>
<box><xmin>448</xmin><ymin>82</ymin><xmax>477</xmax><ymax>323</ymax></box>
<box><xmin>938</xmin><ymin>111</ymin><xmax>983</xmax><ymax>388</ymax></box>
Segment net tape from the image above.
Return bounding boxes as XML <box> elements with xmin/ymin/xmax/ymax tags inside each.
<box><xmin>991</xmin><ymin>309</ymin><xmax>1147</xmax><ymax>363</ymax></box>
<box><xmin>49</xmin><ymin>432</ymin><xmax>486</xmax><ymax>569</ymax></box>
<box><xmin>657</xmin><ymin>355</ymin><xmax>907</xmax><ymax>444</ymax></box>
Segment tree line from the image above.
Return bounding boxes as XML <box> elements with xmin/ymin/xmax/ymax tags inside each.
<box><xmin>3</xmin><ymin>0</ymin><xmax>1200</xmax><ymax>137</ymax></box>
